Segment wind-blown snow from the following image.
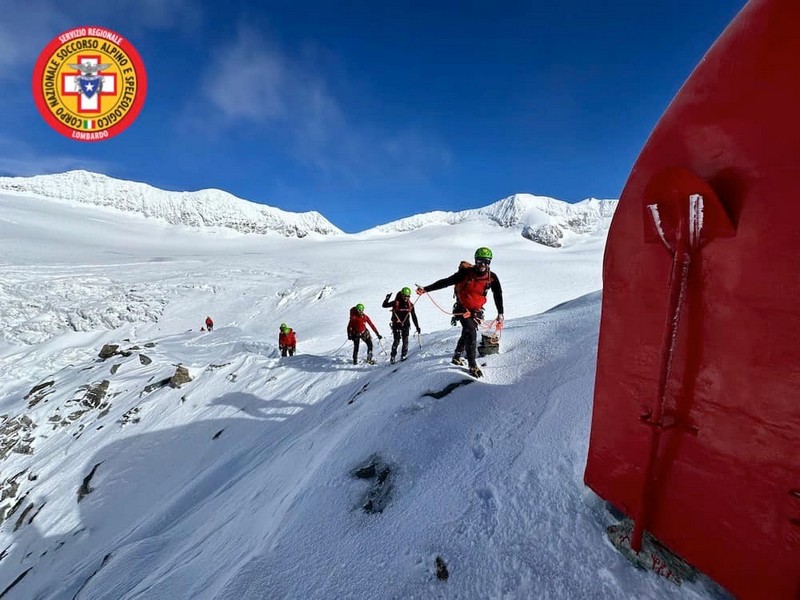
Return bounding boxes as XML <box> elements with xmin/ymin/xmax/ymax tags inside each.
<box><xmin>0</xmin><ymin>171</ymin><xmax>342</xmax><ymax>238</ymax></box>
<box><xmin>0</xmin><ymin>183</ymin><xmax>727</xmax><ymax>600</ymax></box>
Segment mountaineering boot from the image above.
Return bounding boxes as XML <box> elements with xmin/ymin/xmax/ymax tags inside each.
<box><xmin>366</xmin><ymin>353</ymin><xmax>375</xmax><ymax>365</ymax></box>
<box><xmin>353</xmin><ymin>357</ymin><xmax>358</xmax><ymax>365</ymax></box>
<box><xmin>451</xmin><ymin>355</ymin><xmax>466</xmax><ymax>366</ymax></box>
<box><xmin>390</xmin><ymin>356</ymin><xmax>396</xmax><ymax>364</ymax></box>
<box><xmin>401</xmin><ymin>353</ymin><xmax>408</xmax><ymax>362</ymax></box>
<box><xmin>469</xmin><ymin>365</ymin><xmax>484</xmax><ymax>378</ymax></box>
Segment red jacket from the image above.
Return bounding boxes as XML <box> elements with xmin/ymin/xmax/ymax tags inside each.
<box><xmin>279</xmin><ymin>330</ymin><xmax>297</xmax><ymax>348</ymax></box>
<box><xmin>347</xmin><ymin>310</ymin><xmax>379</xmax><ymax>338</ymax></box>
<box><xmin>423</xmin><ymin>263</ymin><xmax>504</xmax><ymax>313</ymax></box>
<box><xmin>205</xmin><ymin>317</ymin><xmax>214</xmax><ymax>328</ymax></box>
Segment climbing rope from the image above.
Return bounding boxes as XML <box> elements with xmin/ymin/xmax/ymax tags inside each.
<box><xmin>415</xmin><ymin>285</ymin><xmax>503</xmax><ymax>339</ymax></box>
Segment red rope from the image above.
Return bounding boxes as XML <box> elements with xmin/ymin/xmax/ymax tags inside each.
<box><xmin>417</xmin><ymin>289</ymin><xmax>503</xmax><ymax>338</ymax></box>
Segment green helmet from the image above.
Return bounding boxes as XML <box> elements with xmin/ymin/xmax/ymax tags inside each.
<box><xmin>356</xmin><ymin>303</ymin><xmax>365</xmax><ymax>313</ymax></box>
<box><xmin>475</xmin><ymin>247</ymin><xmax>493</xmax><ymax>260</ymax></box>
<box><xmin>280</xmin><ymin>323</ymin><xmax>289</xmax><ymax>332</ymax></box>
<box><xmin>401</xmin><ymin>287</ymin><xmax>411</xmax><ymax>297</ymax></box>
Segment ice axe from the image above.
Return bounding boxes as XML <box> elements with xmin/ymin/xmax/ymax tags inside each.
<box><xmin>631</xmin><ymin>167</ymin><xmax>735</xmax><ymax>553</ymax></box>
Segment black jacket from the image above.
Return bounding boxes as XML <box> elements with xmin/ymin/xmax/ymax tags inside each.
<box><xmin>382</xmin><ymin>293</ymin><xmax>420</xmax><ymax>329</ymax></box>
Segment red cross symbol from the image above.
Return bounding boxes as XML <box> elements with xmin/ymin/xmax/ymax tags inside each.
<box><xmin>61</xmin><ymin>55</ymin><xmax>117</xmax><ymax>114</ymax></box>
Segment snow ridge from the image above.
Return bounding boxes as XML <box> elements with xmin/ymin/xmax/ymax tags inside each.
<box><xmin>372</xmin><ymin>193</ymin><xmax>618</xmax><ymax>247</ymax></box>
<box><xmin>0</xmin><ymin>171</ymin><xmax>342</xmax><ymax>238</ymax></box>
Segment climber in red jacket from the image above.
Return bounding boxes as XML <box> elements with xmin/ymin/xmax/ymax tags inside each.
<box><xmin>346</xmin><ymin>304</ymin><xmax>382</xmax><ymax>365</ymax></box>
<box><xmin>278</xmin><ymin>323</ymin><xmax>297</xmax><ymax>357</ymax></box>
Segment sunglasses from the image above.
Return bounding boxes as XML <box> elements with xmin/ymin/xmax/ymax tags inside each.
<box><xmin>476</xmin><ymin>257</ymin><xmax>491</xmax><ymax>265</ymax></box>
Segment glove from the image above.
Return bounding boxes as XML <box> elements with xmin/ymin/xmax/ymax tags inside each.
<box><xmin>497</xmin><ymin>314</ymin><xmax>504</xmax><ymax>323</ymax></box>
<box><xmin>416</xmin><ymin>286</ymin><xmax>426</xmax><ymax>295</ymax></box>
<box><xmin>385</xmin><ymin>292</ymin><xmax>392</xmax><ymax>300</ymax></box>
<box><xmin>377</xmin><ymin>334</ymin><xmax>383</xmax><ymax>340</ymax></box>
<box><xmin>416</xmin><ymin>327</ymin><xmax>421</xmax><ymax>334</ymax></box>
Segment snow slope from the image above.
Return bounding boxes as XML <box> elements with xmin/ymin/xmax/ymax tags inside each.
<box><xmin>0</xmin><ymin>186</ymin><xmax>728</xmax><ymax>600</ymax></box>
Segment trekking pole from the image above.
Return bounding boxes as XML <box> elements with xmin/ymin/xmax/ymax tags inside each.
<box><xmin>416</xmin><ymin>332</ymin><xmax>422</xmax><ymax>351</ymax></box>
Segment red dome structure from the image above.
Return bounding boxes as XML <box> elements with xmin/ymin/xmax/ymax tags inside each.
<box><xmin>584</xmin><ymin>1</ymin><xmax>800</xmax><ymax>598</ymax></box>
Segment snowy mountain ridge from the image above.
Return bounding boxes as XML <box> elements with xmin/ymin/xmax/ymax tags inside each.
<box><xmin>0</xmin><ymin>171</ymin><xmax>616</xmax><ymax>245</ymax></box>
<box><xmin>371</xmin><ymin>193</ymin><xmax>618</xmax><ymax>247</ymax></box>
<box><xmin>0</xmin><ymin>171</ymin><xmax>342</xmax><ymax>238</ymax></box>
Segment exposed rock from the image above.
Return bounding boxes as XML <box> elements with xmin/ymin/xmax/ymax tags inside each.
<box><xmin>13</xmin><ymin>503</ymin><xmax>34</xmax><ymax>532</ymax></box>
<box><xmin>477</xmin><ymin>333</ymin><xmax>500</xmax><ymax>357</ymax></box>
<box><xmin>142</xmin><ymin>378</ymin><xmax>170</xmax><ymax>395</ymax></box>
<box><xmin>0</xmin><ymin>416</ymin><xmax>37</xmax><ymax>460</ymax></box>
<box><xmin>83</xmin><ymin>380</ymin><xmax>109</xmax><ymax>408</ymax></box>
<box><xmin>138</xmin><ymin>354</ymin><xmax>152</xmax><ymax>366</ymax></box>
<box><xmin>1</xmin><ymin>470</ymin><xmax>27</xmax><ymax>502</ymax></box>
<box><xmin>522</xmin><ymin>224</ymin><xmax>564</xmax><ymax>248</ymax></box>
<box><xmin>206</xmin><ymin>362</ymin><xmax>231</xmax><ymax>371</ymax></box>
<box><xmin>24</xmin><ymin>381</ymin><xmax>55</xmax><ymax>408</ymax></box>
<box><xmin>351</xmin><ymin>455</ymin><xmax>393</xmax><ymax>514</ymax></box>
<box><xmin>118</xmin><ymin>407</ymin><xmax>140</xmax><ymax>426</ymax></box>
<box><xmin>98</xmin><ymin>344</ymin><xmax>120</xmax><ymax>359</ymax></box>
<box><xmin>169</xmin><ymin>366</ymin><xmax>192</xmax><ymax>388</ymax></box>
<box><xmin>2</xmin><ymin>491</ymin><xmax>30</xmax><ymax>526</ymax></box>
<box><xmin>435</xmin><ymin>556</ymin><xmax>449</xmax><ymax>581</ymax></box>
<box><xmin>77</xmin><ymin>462</ymin><xmax>103</xmax><ymax>502</ymax></box>
<box><xmin>12</xmin><ymin>444</ymin><xmax>33</xmax><ymax>455</ymax></box>
<box><xmin>110</xmin><ymin>364</ymin><xmax>121</xmax><ymax>375</ymax></box>
<box><xmin>607</xmin><ymin>519</ymin><xmax>697</xmax><ymax>585</ymax></box>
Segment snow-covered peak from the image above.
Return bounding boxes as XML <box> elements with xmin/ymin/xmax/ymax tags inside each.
<box><xmin>371</xmin><ymin>193</ymin><xmax>618</xmax><ymax>247</ymax></box>
<box><xmin>0</xmin><ymin>170</ymin><xmax>342</xmax><ymax>238</ymax></box>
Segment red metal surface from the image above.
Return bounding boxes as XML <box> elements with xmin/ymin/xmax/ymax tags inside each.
<box><xmin>584</xmin><ymin>1</ymin><xmax>800</xmax><ymax>598</ymax></box>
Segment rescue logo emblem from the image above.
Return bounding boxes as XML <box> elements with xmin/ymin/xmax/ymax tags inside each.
<box><xmin>32</xmin><ymin>26</ymin><xmax>147</xmax><ymax>142</ymax></box>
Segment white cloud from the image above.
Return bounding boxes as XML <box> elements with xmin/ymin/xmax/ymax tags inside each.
<box><xmin>201</xmin><ymin>29</ymin><xmax>292</xmax><ymax>122</ymax></box>
<box><xmin>0</xmin><ymin>0</ymin><xmax>65</xmax><ymax>80</ymax></box>
<box><xmin>0</xmin><ymin>0</ymin><xmax>200</xmax><ymax>81</ymax></box>
<box><xmin>200</xmin><ymin>26</ymin><xmax>452</xmax><ymax>183</ymax></box>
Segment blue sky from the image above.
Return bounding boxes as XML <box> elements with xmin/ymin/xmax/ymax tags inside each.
<box><xmin>1</xmin><ymin>0</ymin><xmax>746</xmax><ymax>232</ymax></box>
